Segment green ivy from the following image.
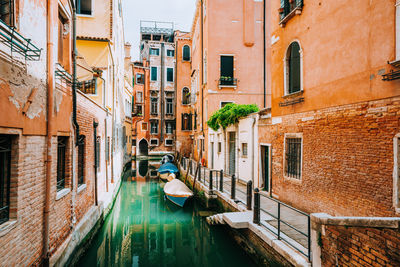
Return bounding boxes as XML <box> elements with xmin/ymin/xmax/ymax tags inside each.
<box><xmin>207</xmin><ymin>103</ymin><xmax>259</xmax><ymax>131</ymax></box>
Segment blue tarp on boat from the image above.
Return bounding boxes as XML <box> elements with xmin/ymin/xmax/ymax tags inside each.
<box><xmin>157</xmin><ymin>162</ymin><xmax>178</xmax><ymax>174</ymax></box>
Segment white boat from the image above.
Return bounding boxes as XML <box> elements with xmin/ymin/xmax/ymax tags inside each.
<box><xmin>163</xmin><ymin>179</ymin><xmax>193</xmax><ymax>207</ymax></box>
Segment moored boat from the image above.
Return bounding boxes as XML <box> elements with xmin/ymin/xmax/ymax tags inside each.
<box><xmin>157</xmin><ymin>162</ymin><xmax>179</xmax><ymax>181</ymax></box>
<box><xmin>163</xmin><ymin>179</ymin><xmax>193</xmax><ymax>207</ymax></box>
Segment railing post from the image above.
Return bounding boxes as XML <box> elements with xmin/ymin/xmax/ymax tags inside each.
<box><xmin>278</xmin><ymin>202</ymin><xmax>281</xmax><ymax>240</ymax></box>
<box><xmin>198</xmin><ymin>165</ymin><xmax>201</xmax><ymax>182</ymax></box>
<box><xmin>246</xmin><ymin>180</ymin><xmax>253</xmax><ymax>210</ymax></box>
<box><xmin>209</xmin><ymin>170</ymin><xmax>213</xmax><ymax>191</ymax></box>
<box><xmin>253</xmin><ymin>188</ymin><xmax>260</xmax><ymax>224</ymax></box>
<box><xmin>231</xmin><ymin>175</ymin><xmax>236</xmax><ymax>200</ymax></box>
<box><xmin>219</xmin><ymin>170</ymin><xmax>223</xmax><ymax>192</ymax></box>
<box><xmin>307</xmin><ymin>216</ymin><xmax>311</xmax><ymax>262</ymax></box>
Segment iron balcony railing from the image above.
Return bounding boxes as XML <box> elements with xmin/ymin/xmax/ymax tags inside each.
<box><xmin>219</xmin><ymin>77</ymin><xmax>237</xmax><ymax>87</ymax></box>
<box><xmin>279</xmin><ymin>0</ymin><xmax>304</xmax><ymax>23</ymax></box>
<box><xmin>0</xmin><ymin>18</ymin><xmax>41</xmax><ymax>60</ymax></box>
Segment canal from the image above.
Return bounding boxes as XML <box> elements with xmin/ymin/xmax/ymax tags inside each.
<box><xmin>76</xmin><ymin>160</ymin><xmax>259</xmax><ymax>267</ymax></box>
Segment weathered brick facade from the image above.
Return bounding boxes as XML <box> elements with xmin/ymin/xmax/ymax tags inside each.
<box><xmin>321</xmin><ymin>225</ymin><xmax>400</xmax><ymax>266</ymax></box>
<box><xmin>259</xmin><ymin>96</ymin><xmax>400</xmax><ymax>217</ymax></box>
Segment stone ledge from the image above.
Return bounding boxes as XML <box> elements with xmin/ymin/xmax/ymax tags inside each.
<box><xmin>56</xmin><ymin>188</ymin><xmax>71</xmax><ymax>201</ymax></box>
<box><xmin>0</xmin><ymin>220</ymin><xmax>17</xmax><ymax>237</ymax></box>
<box><xmin>311</xmin><ymin>213</ymin><xmax>400</xmax><ymax>228</ymax></box>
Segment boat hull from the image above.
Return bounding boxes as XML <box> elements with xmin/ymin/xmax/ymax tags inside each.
<box><xmin>165</xmin><ymin>193</ymin><xmax>189</xmax><ymax>207</ymax></box>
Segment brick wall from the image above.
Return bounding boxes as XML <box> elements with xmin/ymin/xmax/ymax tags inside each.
<box><xmin>0</xmin><ymin>135</ymin><xmax>46</xmax><ymax>266</ymax></box>
<box><xmin>321</xmin><ymin>225</ymin><xmax>400</xmax><ymax>266</ymax></box>
<box><xmin>259</xmin><ymin>96</ymin><xmax>400</xmax><ymax>217</ymax></box>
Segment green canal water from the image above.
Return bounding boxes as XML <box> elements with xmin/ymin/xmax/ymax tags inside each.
<box><xmin>76</xmin><ymin>162</ymin><xmax>259</xmax><ymax>267</ymax></box>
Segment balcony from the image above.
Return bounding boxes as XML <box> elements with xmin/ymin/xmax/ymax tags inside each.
<box><xmin>382</xmin><ymin>60</ymin><xmax>400</xmax><ymax>81</ymax></box>
<box><xmin>279</xmin><ymin>0</ymin><xmax>303</xmax><ymax>27</ymax></box>
<box><xmin>77</xmin><ymin>79</ymin><xmax>96</xmax><ymax>94</ymax></box>
<box><xmin>218</xmin><ymin>77</ymin><xmax>237</xmax><ymax>88</ymax></box>
<box><xmin>0</xmin><ymin>19</ymin><xmax>41</xmax><ymax>60</ymax></box>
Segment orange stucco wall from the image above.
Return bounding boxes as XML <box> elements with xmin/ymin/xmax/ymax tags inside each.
<box><xmin>268</xmin><ymin>0</ymin><xmax>400</xmax><ymax>117</ymax></box>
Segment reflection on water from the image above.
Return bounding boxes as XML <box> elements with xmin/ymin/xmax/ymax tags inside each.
<box><xmin>77</xmin><ymin>160</ymin><xmax>260</xmax><ymax>267</ymax></box>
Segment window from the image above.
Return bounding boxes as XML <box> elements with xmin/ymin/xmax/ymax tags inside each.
<box><xmin>182</xmin><ymin>87</ymin><xmax>190</xmax><ymax>105</ymax></box>
<box><xmin>78</xmin><ymin>136</ymin><xmax>85</xmax><ymax>186</ymax></box>
<box><xmin>167</xmin><ymin>68</ymin><xmax>174</xmax><ymax>82</ymax></box>
<box><xmin>165</xmin><ymin>139</ymin><xmax>173</xmax><ymax>146</ymax></box>
<box><xmin>218</xmin><ymin>142</ymin><xmax>222</xmax><ymax>153</ymax></box>
<box><xmin>58</xmin><ymin>13</ymin><xmax>67</xmax><ymax>65</ymax></box>
<box><xmin>150</xmin><ymin>121</ymin><xmax>158</xmax><ymax>134</ymax></box>
<box><xmin>136</xmin><ymin>74</ymin><xmax>144</xmax><ymax>84</ymax></box>
<box><xmin>77</xmin><ymin>0</ymin><xmax>92</xmax><ymax>15</ymax></box>
<box><xmin>150</xmin><ymin>139</ymin><xmax>158</xmax><ymax>146</ymax></box>
<box><xmin>57</xmin><ymin>137</ymin><xmax>68</xmax><ymax>191</ymax></box>
<box><xmin>134</xmin><ymin>104</ymin><xmax>143</xmax><ymax>116</ymax></box>
<box><xmin>106</xmin><ymin>137</ymin><xmax>110</xmax><ymax>161</ymax></box>
<box><xmin>77</xmin><ymin>79</ymin><xmax>97</xmax><ymax>94</ymax></box>
<box><xmin>279</xmin><ymin>0</ymin><xmax>303</xmax><ymax>23</ymax></box>
<box><xmin>136</xmin><ymin>91</ymin><xmax>143</xmax><ymax>103</ymax></box>
<box><xmin>150</xmin><ymin>48</ymin><xmax>160</xmax><ymax>56</ymax></box>
<box><xmin>151</xmin><ymin>67</ymin><xmax>158</xmax><ymax>81</ymax></box>
<box><xmin>141</xmin><ymin>122</ymin><xmax>148</xmax><ymax>131</ymax></box>
<box><xmin>167</xmin><ymin>50</ymin><xmax>174</xmax><ymax>57</ymax></box>
<box><xmin>284</xmin><ymin>137</ymin><xmax>302</xmax><ymax>179</ymax></box>
<box><xmin>0</xmin><ymin>135</ymin><xmax>11</xmax><ymax>224</ymax></box>
<box><xmin>221</xmin><ymin>101</ymin><xmax>233</xmax><ymax>108</ymax></box>
<box><xmin>181</xmin><ymin>113</ymin><xmax>192</xmax><ymax>131</ymax></box>
<box><xmin>285</xmin><ymin>42</ymin><xmax>302</xmax><ymax>94</ymax></box>
<box><xmin>394</xmin><ymin>135</ymin><xmax>400</xmax><ymax>210</ymax></box>
<box><xmin>194</xmin><ymin>112</ymin><xmax>197</xmax><ymax>130</ymax></box>
<box><xmin>242</xmin><ymin>143</ymin><xmax>248</xmax><ymax>156</ymax></box>
<box><xmin>132</xmin><ymin>139</ymin><xmax>137</xmax><ymax>147</ymax></box>
<box><xmin>166</xmin><ymin>98</ymin><xmax>173</xmax><ymax>115</ymax></box>
<box><xmin>166</xmin><ymin>121</ymin><xmax>174</xmax><ymax>134</ymax></box>
<box><xmin>0</xmin><ymin>0</ymin><xmax>14</xmax><ymax>26</ymax></box>
<box><xmin>201</xmin><ymin>139</ymin><xmax>205</xmax><ymax>152</ymax></box>
<box><xmin>220</xmin><ymin>55</ymin><xmax>235</xmax><ymax>86</ymax></box>
<box><xmin>183</xmin><ymin>45</ymin><xmax>191</xmax><ymax>61</ymax></box>
<box><xmin>151</xmin><ymin>97</ymin><xmax>158</xmax><ymax>115</ymax></box>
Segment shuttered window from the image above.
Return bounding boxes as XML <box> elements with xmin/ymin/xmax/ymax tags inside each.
<box><xmin>0</xmin><ymin>135</ymin><xmax>11</xmax><ymax>225</ymax></box>
<box><xmin>288</xmin><ymin>42</ymin><xmax>301</xmax><ymax>94</ymax></box>
<box><xmin>151</xmin><ymin>67</ymin><xmax>158</xmax><ymax>81</ymax></box>
<box><xmin>220</xmin><ymin>56</ymin><xmax>234</xmax><ymax>78</ymax></box>
<box><xmin>183</xmin><ymin>45</ymin><xmax>191</xmax><ymax>61</ymax></box>
<box><xmin>0</xmin><ymin>0</ymin><xmax>14</xmax><ymax>26</ymax></box>
<box><xmin>167</xmin><ymin>68</ymin><xmax>174</xmax><ymax>82</ymax></box>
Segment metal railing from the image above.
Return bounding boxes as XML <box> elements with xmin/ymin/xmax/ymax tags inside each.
<box><xmin>279</xmin><ymin>0</ymin><xmax>303</xmax><ymax>22</ymax></box>
<box><xmin>218</xmin><ymin>77</ymin><xmax>237</xmax><ymax>87</ymax></box>
<box><xmin>179</xmin><ymin>155</ymin><xmax>311</xmax><ymax>262</ymax></box>
<box><xmin>253</xmin><ymin>189</ymin><xmax>311</xmax><ymax>261</ymax></box>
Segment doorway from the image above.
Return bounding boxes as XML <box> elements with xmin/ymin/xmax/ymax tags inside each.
<box><xmin>228</xmin><ymin>132</ymin><xmax>236</xmax><ymax>175</ymax></box>
<box><xmin>138</xmin><ymin>139</ymin><xmax>148</xmax><ymax>156</ymax></box>
<box><xmin>210</xmin><ymin>142</ymin><xmax>214</xmax><ymax>169</ymax></box>
<box><xmin>260</xmin><ymin>145</ymin><xmax>270</xmax><ymax>191</ymax></box>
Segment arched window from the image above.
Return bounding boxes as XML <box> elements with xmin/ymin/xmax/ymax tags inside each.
<box><xmin>285</xmin><ymin>41</ymin><xmax>302</xmax><ymax>95</ymax></box>
<box><xmin>183</xmin><ymin>45</ymin><xmax>191</xmax><ymax>61</ymax></box>
<box><xmin>182</xmin><ymin>87</ymin><xmax>190</xmax><ymax>105</ymax></box>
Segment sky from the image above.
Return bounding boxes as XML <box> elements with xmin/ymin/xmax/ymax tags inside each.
<box><xmin>122</xmin><ymin>0</ymin><xmax>197</xmax><ymax>61</ymax></box>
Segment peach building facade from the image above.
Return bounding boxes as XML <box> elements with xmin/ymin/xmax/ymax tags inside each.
<box><xmin>256</xmin><ymin>0</ymin><xmax>400</xmax><ymax>217</ymax></box>
<box><xmin>174</xmin><ymin>31</ymin><xmax>193</xmax><ymax>157</ymax></box>
<box><xmin>190</xmin><ymin>0</ymin><xmax>266</xmax><ymax>167</ymax></box>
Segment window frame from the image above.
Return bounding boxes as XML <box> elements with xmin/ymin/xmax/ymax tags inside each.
<box><xmin>136</xmin><ymin>73</ymin><xmax>144</xmax><ymax>85</ymax></box>
<box><xmin>0</xmin><ymin>135</ymin><xmax>12</xmax><ymax>225</ymax></box>
<box><xmin>165</xmin><ymin>98</ymin><xmax>173</xmax><ymax>115</ymax></box>
<box><xmin>166</xmin><ymin>67</ymin><xmax>174</xmax><ymax>82</ymax></box>
<box><xmin>150</xmin><ymin>138</ymin><xmax>159</xmax><ymax>146</ymax></box>
<box><xmin>150</xmin><ymin>120</ymin><xmax>159</xmax><ymax>134</ymax></box>
<box><xmin>284</xmin><ymin>41</ymin><xmax>303</xmax><ymax>96</ymax></box>
<box><xmin>182</xmin><ymin>45</ymin><xmax>191</xmax><ymax>61</ymax></box>
<box><xmin>150</xmin><ymin>48</ymin><xmax>160</xmax><ymax>56</ymax></box>
<box><xmin>0</xmin><ymin>0</ymin><xmax>15</xmax><ymax>27</ymax></box>
<box><xmin>393</xmin><ymin>134</ymin><xmax>400</xmax><ymax>213</ymax></box>
<box><xmin>166</xmin><ymin>49</ymin><xmax>175</xmax><ymax>57</ymax></box>
<box><xmin>57</xmin><ymin>136</ymin><xmax>68</xmax><ymax>191</ymax></box>
<box><xmin>165</xmin><ymin>139</ymin><xmax>174</xmax><ymax>146</ymax></box>
<box><xmin>165</xmin><ymin>121</ymin><xmax>174</xmax><ymax>134</ymax></box>
<box><xmin>151</xmin><ymin>66</ymin><xmax>158</xmax><ymax>81</ymax></box>
<box><xmin>150</xmin><ymin>97</ymin><xmax>158</xmax><ymax>115</ymax></box>
<box><xmin>283</xmin><ymin>133</ymin><xmax>303</xmax><ymax>180</ymax></box>
<box><xmin>182</xmin><ymin>87</ymin><xmax>190</xmax><ymax>105</ymax></box>
<box><xmin>77</xmin><ymin>136</ymin><xmax>85</xmax><ymax>187</ymax></box>
<box><xmin>242</xmin><ymin>143</ymin><xmax>248</xmax><ymax>157</ymax></box>
<box><xmin>141</xmin><ymin>122</ymin><xmax>148</xmax><ymax>131</ymax></box>
<box><xmin>76</xmin><ymin>0</ymin><xmax>94</xmax><ymax>17</ymax></box>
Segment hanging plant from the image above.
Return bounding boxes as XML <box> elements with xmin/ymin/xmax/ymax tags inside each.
<box><xmin>207</xmin><ymin>103</ymin><xmax>259</xmax><ymax>131</ymax></box>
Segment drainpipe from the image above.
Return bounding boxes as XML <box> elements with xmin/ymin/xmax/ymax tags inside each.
<box><xmin>72</xmin><ymin>3</ymin><xmax>79</xmax><ymax>144</ymax></box>
<box><xmin>43</xmin><ymin>0</ymin><xmax>55</xmax><ymax>265</ymax></box>
<box><xmin>263</xmin><ymin>0</ymin><xmax>266</xmax><ymax>108</ymax></box>
<box><xmin>93</xmin><ymin>120</ymin><xmax>99</xmax><ymax>206</ymax></box>
<box><xmin>200</xmin><ymin>0</ymin><xmax>204</xmax><ymax>136</ymax></box>
<box><xmin>108</xmin><ymin>41</ymin><xmax>115</xmax><ymax>183</ymax></box>
<box><xmin>251</xmin><ymin>117</ymin><xmax>256</xmax><ymax>186</ymax></box>
<box><xmin>160</xmin><ymin>43</ymin><xmax>165</xmax><ymax>142</ymax></box>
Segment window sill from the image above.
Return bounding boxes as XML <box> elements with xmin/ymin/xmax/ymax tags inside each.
<box><xmin>77</xmin><ymin>184</ymin><xmax>87</xmax><ymax>194</ymax></box>
<box><xmin>56</xmin><ymin>188</ymin><xmax>71</xmax><ymax>201</ymax></box>
<box><xmin>77</xmin><ymin>14</ymin><xmax>94</xmax><ymax>18</ymax></box>
<box><xmin>282</xmin><ymin>90</ymin><xmax>303</xmax><ymax>99</ymax></box>
<box><xmin>279</xmin><ymin>6</ymin><xmax>303</xmax><ymax>27</ymax></box>
<box><xmin>283</xmin><ymin>175</ymin><xmax>302</xmax><ymax>184</ymax></box>
<box><xmin>0</xmin><ymin>220</ymin><xmax>17</xmax><ymax>237</ymax></box>
<box><xmin>218</xmin><ymin>85</ymin><xmax>237</xmax><ymax>89</ymax></box>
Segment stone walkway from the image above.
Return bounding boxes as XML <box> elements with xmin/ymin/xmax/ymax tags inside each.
<box><xmin>182</xmin><ymin>160</ymin><xmax>310</xmax><ymax>256</ymax></box>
